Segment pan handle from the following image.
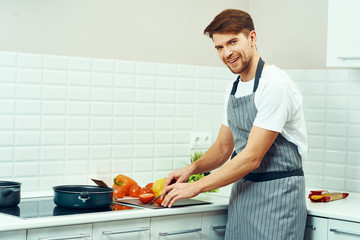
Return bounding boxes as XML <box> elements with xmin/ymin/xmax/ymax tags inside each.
<box><xmin>78</xmin><ymin>192</ymin><xmax>90</xmax><ymax>203</ymax></box>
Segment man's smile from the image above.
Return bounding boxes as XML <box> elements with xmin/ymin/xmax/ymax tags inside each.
<box><xmin>227</xmin><ymin>57</ymin><xmax>239</xmax><ymax>66</ymax></box>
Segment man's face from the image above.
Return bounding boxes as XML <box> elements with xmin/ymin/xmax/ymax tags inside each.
<box><xmin>213</xmin><ymin>31</ymin><xmax>255</xmax><ymax>74</ymax></box>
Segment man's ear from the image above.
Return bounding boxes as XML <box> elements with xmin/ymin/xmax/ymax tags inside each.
<box><xmin>249</xmin><ymin>30</ymin><xmax>257</xmax><ymax>46</ymax></box>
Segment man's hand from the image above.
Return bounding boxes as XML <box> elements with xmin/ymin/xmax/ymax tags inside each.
<box><xmin>161</xmin><ymin>181</ymin><xmax>201</xmax><ymax>208</ymax></box>
<box><xmin>161</xmin><ymin>166</ymin><xmax>192</xmax><ymax>198</ymax></box>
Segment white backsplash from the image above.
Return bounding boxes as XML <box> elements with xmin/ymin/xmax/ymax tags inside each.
<box><xmin>0</xmin><ymin>52</ymin><xmax>359</xmax><ymax>194</ymax></box>
<box><xmin>288</xmin><ymin>69</ymin><xmax>360</xmax><ymax>193</ymax></box>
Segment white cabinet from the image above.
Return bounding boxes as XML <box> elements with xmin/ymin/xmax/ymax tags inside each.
<box><xmin>327</xmin><ymin>0</ymin><xmax>360</xmax><ymax>67</ymax></box>
<box><xmin>328</xmin><ymin>219</ymin><xmax>360</xmax><ymax>240</ymax></box>
<box><xmin>27</xmin><ymin>224</ymin><xmax>92</xmax><ymax>240</ymax></box>
<box><xmin>304</xmin><ymin>215</ymin><xmax>328</xmax><ymax>240</ymax></box>
<box><xmin>202</xmin><ymin>210</ymin><xmax>227</xmax><ymax>240</ymax></box>
<box><xmin>93</xmin><ymin>218</ymin><xmax>150</xmax><ymax>240</ymax></box>
<box><xmin>151</xmin><ymin>213</ymin><xmax>202</xmax><ymax>240</ymax></box>
<box><xmin>0</xmin><ymin>230</ymin><xmax>26</xmax><ymax>240</ymax></box>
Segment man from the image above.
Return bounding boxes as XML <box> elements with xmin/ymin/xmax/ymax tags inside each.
<box><xmin>161</xmin><ymin>9</ymin><xmax>307</xmax><ymax>240</ymax></box>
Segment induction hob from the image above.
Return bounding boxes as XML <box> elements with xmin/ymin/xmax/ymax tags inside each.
<box><xmin>0</xmin><ymin>197</ymin><xmax>140</xmax><ymax>219</ymax></box>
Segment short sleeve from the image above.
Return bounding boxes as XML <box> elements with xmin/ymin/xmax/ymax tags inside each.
<box><xmin>253</xmin><ymin>82</ymin><xmax>300</xmax><ymax>132</ymax></box>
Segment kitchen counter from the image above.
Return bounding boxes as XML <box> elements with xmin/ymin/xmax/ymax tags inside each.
<box><xmin>0</xmin><ymin>193</ymin><xmax>229</xmax><ymax>232</ymax></box>
<box><xmin>1</xmin><ymin>188</ymin><xmax>359</xmax><ymax>232</ymax></box>
<box><xmin>306</xmin><ymin>191</ymin><xmax>360</xmax><ymax>223</ymax></box>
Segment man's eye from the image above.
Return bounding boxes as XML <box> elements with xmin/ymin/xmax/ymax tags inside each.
<box><xmin>216</xmin><ymin>47</ymin><xmax>223</xmax><ymax>51</ymax></box>
<box><xmin>230</xmin><ymin>40</ymin><xmax>237</xmax><ymax>45</ymax></box>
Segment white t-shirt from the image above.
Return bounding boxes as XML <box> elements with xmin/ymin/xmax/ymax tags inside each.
<box><xmin>222</xmin><ymin>65</ymin><xmax>308</xmax><ymax>159</ymax></box>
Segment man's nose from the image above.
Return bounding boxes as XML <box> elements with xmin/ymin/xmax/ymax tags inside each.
<box><xmin>224</xmin><ymin>47</ymin><xmax>233</xmax><ymax>58</ymax></box>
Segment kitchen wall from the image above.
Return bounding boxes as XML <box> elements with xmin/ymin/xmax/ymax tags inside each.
<box><xmin>1</xmin><ymin>0</ymin><xmax>328</xmax><ymax>69</ymax></box>
<box><xmin>0</xmin><ymin>52</ymin><xmax>232</xmax><ymax>192</ymax></box>
<box><xmin>0</xmin><ymin>0</ymin><xmax>247</xmax><ymax>68</ymax></box>
<box><xmin>288</xmin><ymin>69</ymin><xmax>360</xmax><ymax>193</ymax></box>
<box><xmin>249</xmin><ymin>0</ymin><xmax>328</xmax><ymax>69</ymax></box>
<box><xmin>1</xmin><ymin>52</ymin><xmax>360</xmax><ymax>193</ymax></box>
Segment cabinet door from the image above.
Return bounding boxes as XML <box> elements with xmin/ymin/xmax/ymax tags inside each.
<box><xmin>151</xmin><ymin>213</ymin><xmax>202</xmax><ymax>240</ymax></box>
<box><xmin>93</xmin><ymin>218</ymin><xmax>150</xmax><ymax>240</ymax></box>
<box><xmin>304</xmin><ymin>215</ymin><xmax>328</xmax><ymax>240</ymax></box>
<box><xmin>328</xmin><ymin>219</ymin><xmax>360</xmax><ymax>240</ymax></box>
<box><xmin>327</xmin><ymin>0</ymin><xmax>360</xmax><ymax>67</ymax></box>
<box><xmin>202</xmin><ymin>210</ymin><xmax>227</xmax><ymax>240</ymax></box>
<box><xmin>27</xmin><ymin>224</ymin><xmax>92</xmax><ymax>240</ymax></box>
<box><xmin>0</xmin><ymin>230</ymin><xmax>26</xmax><ymax>240</ymax></box>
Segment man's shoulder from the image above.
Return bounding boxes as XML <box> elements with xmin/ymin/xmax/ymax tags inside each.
<box><xmin>260</xmin><ymin>65</ymin><xmax>296</xmax><ymax>89</ymax></box>
<box><xmin>262</xmin><ymin>65</ymin><xmax>290</xmax><ymax>81</ymax></box>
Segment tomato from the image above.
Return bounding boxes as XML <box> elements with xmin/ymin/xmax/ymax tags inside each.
<box><xmin>139</xmin><ymin>193</ymin><xmax>154</xmax><ymax>204</ymax></box>
<box><xmin>112</xmin><ymin>174</ymin><xmax>137</xmax><ymax>196</ymax></box>
<box><xmin>139</xmin><ymin>187</ymin><xmax>153</xmax><ymax>195</ymax></box>
<box><xmin>145</xmin><ymin>183</ymin><xmax>153</xmax><ymax>189</ymax></box>
<box><xmin>155</xmin><ymin>197</ymin><xmax>163</xmax><ymax>206</ymax></box>
<box><xmin>113</xmin><ymin>188</ymin><xmax>125</xmax><ymax>199</ymax></box>
<box><xmin>129</xmin><ymin>185</ymin><xmax>141</xmax><ymax>197</ymax></box>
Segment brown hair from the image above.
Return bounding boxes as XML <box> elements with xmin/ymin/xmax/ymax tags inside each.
<box><xmin>204</xmin><ymin>9</ymin><xmax>255</xmax><ymax>38</ymax></box>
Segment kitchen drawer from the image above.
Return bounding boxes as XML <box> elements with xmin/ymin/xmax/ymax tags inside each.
<box><xmin>0</xmin><ymin>230</ymin><xmax>26</xmax><ymax>240</ymax></box>
<box><xmin>328</xmin><ymin>219</ymin><xmax>360</xmax><ymax>240</ymax></box>
<box><xmin>304</xmin><ymin>215</ymin><xmax>328</xmax><ymax>240</ymax></box>
<box><xmin>202</xmin><ymin>210</ymin><xmax>227</xmax><ymax>240</ymax></box>
<box><xmin>151</xmin><ymin>213</ymin><xmax>202</xmax><ymax>240</ymax></box>
<box><xmin>27</xmin><ymin>224</ymin><xmax>92</xmax><ymax>240</ymax></box>
<box><xmin>93</xmin><ymin>218</ymin><xmax>150</xmax><ymax>240</ymax></box>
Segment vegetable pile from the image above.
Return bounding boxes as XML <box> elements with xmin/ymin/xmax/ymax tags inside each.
<box><xmin>111</xmin><ymin>151</ymin><xmax>220</xmax><ymax>206</ymax></box>
<box><xmin>112</xmin><ymin>174</ymin><xmax>164</xmax><ymax>205</ymax></box>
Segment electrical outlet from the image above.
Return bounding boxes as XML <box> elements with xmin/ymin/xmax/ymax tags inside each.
<box><xmin>190</xmin><ymin>132</ymin><xmax>212</xmax><ymax>149</ymax></box>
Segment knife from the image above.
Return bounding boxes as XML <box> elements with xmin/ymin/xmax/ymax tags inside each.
<box><xmin>148</xmin><ymin>178</ymin><xmax>176</xmax><ymax>205</ymax></box>
<box><xmin>146</xmin><ymin>179</ymin><xmax>176</xmax><ymax>205</ymax></box>
<box><xmin>147</xmin><ymin>194</ymin><xmax>162</xmax><ymax>205</ymax></box>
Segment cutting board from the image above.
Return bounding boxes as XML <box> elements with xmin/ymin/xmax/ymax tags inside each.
<box><xmin>115</xmin><ymin>198</ymin><xmax>212</xmax><ymax>209</ymax></box>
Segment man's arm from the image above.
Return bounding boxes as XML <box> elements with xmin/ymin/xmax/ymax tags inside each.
<box><xmin>189</xmin><ymin>124</ymin><xmax>235</xmax><ymax>175</ymax></box>
<box><xmin>162</xmin><ymin>125</ymin><xmax>279</xmax><ymax>207</ymax></box>
<box><xmin>161</xmin><ymin>124</ymin><xmax>234</xmax><ymax>195</ymax></box>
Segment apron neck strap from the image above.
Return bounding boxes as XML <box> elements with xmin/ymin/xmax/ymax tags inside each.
<box><xmin>230</xmin><ymin>57</ymin><xmax>265</xmax><ymax>95</ymax></box>
<box><xmin>253</xmin><ymin>57</ymin><xmax>264</xmax><ymax>92</ymax></box>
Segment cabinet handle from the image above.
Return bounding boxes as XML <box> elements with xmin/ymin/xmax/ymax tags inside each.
<box><xmin>159</xmin><ymin>228</ymin><xmax>202</xmax><ymax>236</ymax></box>
<box><xmin>330</xmin><ymin>228</ymin><xmax>360</xmax><ymax>237</ymax></box>
<box><xmin>38</xmin><ymin>233</ymin><xmax>91</xmax><ymax>240</ymax></box>
<box><xmin>210</xmin><ymin>225</ymin><xmax>226</xmax><ymax>230</ymax></box>
<box><xmin>305</xmin><ymin>224</ymin><xmax>316</xmax><ymax>230</ymax></box>
<box><xmin>337</xmin><ymin>56</ymin><xmax>360</xmax><ymax>60</ymax></box>
<box><xmin>102</xmin><ymin>227</ymin><xmax>149</xmax><ymax>235</ymax></box>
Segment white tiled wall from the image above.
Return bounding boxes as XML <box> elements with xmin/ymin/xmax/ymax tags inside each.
<box><xmin>287</xmin><ymin>69</ymin><xmax>360</xmax><ymax>193</ymax></box>
<box><xmin>0</xmin><ymin>52</ymin><xmax>232</xmax><ymax>192</ymax></box>
<box><xmin>0</xmin><ymin>52</ymin><xmax>359</xmax><ymax>194</ymax></box>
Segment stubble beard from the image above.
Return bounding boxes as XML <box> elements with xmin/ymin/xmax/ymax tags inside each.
<box><xmin>226</xmin><ymin>57</ymin><xmax>250</xmax><ymax>75</ymax></box>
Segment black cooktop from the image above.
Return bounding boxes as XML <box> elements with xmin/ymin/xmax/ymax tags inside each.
<box><xmin>0</xmin><ymin>197</ymin><xmax>139</xmax><ymax>219</ymax></box>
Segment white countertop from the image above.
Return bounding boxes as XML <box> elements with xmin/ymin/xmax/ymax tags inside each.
<box><xmin>0</xmin><ymin>193</ymin><xmax>229</xmax><ymax>232</ymax></box>
<box><xmin>1</xmin><ymin>188</ymin><xmax>359</xmax><ymax>232</ymax></box>
<box><xmin>306</xmin><ymin>191</ymin><xmax>360</xmax><ymax>223</ymax></box>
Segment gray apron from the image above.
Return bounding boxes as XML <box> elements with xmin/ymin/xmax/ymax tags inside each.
<box><xmin>225</xmin><ymin>58</ymin><xmax>307</xmax><ymax>240</ymax></box>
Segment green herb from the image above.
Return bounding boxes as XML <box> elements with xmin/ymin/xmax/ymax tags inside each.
<box><xmin>190</xmin><ymin>150</ymin><xmax>204</xmax><ymax>163</ymax></box>
<box><xmin>187</xmin><ymin>150</ymin><xmax>219</xmax><ymax>193</ymax></box>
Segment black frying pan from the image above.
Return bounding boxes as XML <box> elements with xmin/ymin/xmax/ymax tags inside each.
<box><xmin>53</xmin><ymin>185</ymin><xmax>113</xmax><ymax>209</ymax></box>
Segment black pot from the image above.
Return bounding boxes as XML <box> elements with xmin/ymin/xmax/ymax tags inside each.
<box><xmin>0</xmin><ymin>181</ymin><xmax>21</xmax><ymax>208</ymax></box>
<box><xmin>53</xmin><ymin>185</ymin><xmax>113</xmax><ymax>209</ymax></box>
